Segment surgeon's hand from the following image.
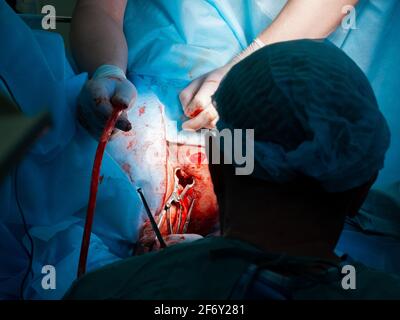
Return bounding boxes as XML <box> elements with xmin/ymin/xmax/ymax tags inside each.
<box><xmin>180</xmin><ymin>38</ymin><xmax>265</xmax><ymax>131</ymax></box>
<box><xmin>78</xmin><ymin>65</ymin><xmax>137</xmax><ymax>139</ymax></box>
<box><xmin>180</xmin><ymin>66</ymin><xmax>229</xmax><ymax>131</ymax></box>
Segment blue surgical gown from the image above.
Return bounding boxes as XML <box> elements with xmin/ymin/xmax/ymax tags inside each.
<box><xmin>0</xmin><ymin>2</ymin><xmax>143</xmax><ymax>299</ymax></box>
<box><xmin>1</xmin><ymin>0</ymin><xmax>399</xmax><ymax>300</ymax></box>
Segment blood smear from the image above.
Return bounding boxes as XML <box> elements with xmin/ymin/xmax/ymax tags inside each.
<box><xmin>139</xmin><ymin>106</ymin><xmax>146</xmax><ymax>116</ymax></box>
<box><xmin>122</xmin><ymin>163</ymin><xmax>132</xmax><ymax>174</ymax></box>
<box><xmin>189</xmin><ymin>152</ymin><xmax>207</xmax><ymax>165</ymax></box>
<box><xmin>127</xmin><ymin>140</ymin><xmax>135</xmax><ymax>150</ymax></box>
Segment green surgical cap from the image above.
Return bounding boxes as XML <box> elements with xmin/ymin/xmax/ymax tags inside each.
<box><xmin>213</xmin><ymin>39</ymin><xmax>390</xmax><ymax>192</ymax></box>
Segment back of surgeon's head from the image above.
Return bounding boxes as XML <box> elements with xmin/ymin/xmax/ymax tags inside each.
<box><xmin>210</xmin><ymin>39</ymin><xmax>390</xmax><ymax>249</ymax></box>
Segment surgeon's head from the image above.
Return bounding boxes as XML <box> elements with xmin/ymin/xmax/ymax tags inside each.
<box><xmin>208</xmin><ymin>39</ymin><xmax>390</xmax><ymax>256</ymax></box>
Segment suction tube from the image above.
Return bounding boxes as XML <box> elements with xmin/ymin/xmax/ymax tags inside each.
<box><xmin>77</xmin><ymin>106</ymin><xmax>125</xmax><ymax>278</ymax></box>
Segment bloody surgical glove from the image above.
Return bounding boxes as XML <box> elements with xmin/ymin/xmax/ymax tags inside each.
<box><xmin>180</xmin><ymin>38</ymin><xmax>265</xmax><ymax>131</ymax></box>
<box><xmin>78</xmin><ymin>65</ymin><xmax>137</xmax><ymax>138</ymax></box>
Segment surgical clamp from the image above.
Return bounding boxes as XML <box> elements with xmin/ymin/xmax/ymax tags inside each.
<box><xmin>157</xmin><ymin>168</ymin><xmax>195</xmax><ymax>234</ymax></box>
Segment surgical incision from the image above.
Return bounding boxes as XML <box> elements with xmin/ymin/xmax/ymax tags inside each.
<box><xmin>138</xmin><ymin>142</ymin><xmax>219</xmax><ymax>251</ymax></box>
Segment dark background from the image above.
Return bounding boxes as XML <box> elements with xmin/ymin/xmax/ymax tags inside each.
<box><xmin>6</xmin><ymin>0</ymin><xmax>17</xmax><ymax>11</ymax></box>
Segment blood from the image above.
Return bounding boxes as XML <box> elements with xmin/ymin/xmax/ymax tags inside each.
<box><xmin>176</xmin><ymin>169</ymin><xmax>194</xmax><ymax>187</ymax></box>
<box><xmin>127</xmin><ymin>140</ymin><xmax>135</xmax><ymax>150</ymax></box>
<box><xmin>171</xmin><ymin>143</ymin><xmax>219</xmax><ymax>234</ymax></box>
<box><xmin>189</xmin><ymin>108</ymin><xmax>203</xmax><ymax>118</ymax></box>
<box><xmin>189</xmin><ymin>152</ymin><xmax>207</xmax><ymax>165</ymax></box>
<box><xmin>78</xmin><ymin>106</ymin><xmax>125</xmax><ymax>278</ymax></box>
<box><xmin>139</xmin><ymin>106</ymin><xmax>146</xmax><ymax>116</ymax></box>
<box><xmin>122</xmin><ymin>131</ymin><xmax>135</xmax><ymax>137</ymax></box>
<box><xmin>122</xmin><ymin>163</ymin><xmax>132</xmax><ymax>174</ymax></box>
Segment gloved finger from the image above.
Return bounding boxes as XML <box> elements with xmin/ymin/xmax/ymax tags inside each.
<box><xmin>84</xmin><ymin>78</ymin><xmax>116</xmax><ymax>119</ymax></box>
<box><xmin>111</xmin><ymin>78</ymin><xmax>137</xmax><ymax>110</ymax></box>
<box><xmin>179</xmin><ymin>77</ymin><xmax>204</xmax><ymax>115</ymax></box>
<box><xmin>84</xmin><ymin>108</ymin><xmax>121</xmax><ymax>139</ymax></box>
<box><xmin>89</xmin><ymin>78</ymin><xmax>134</xmax><ymax>131</ymax></box>
<box><xmin>209</xmin><ymin>115</ymin><xmax>220</xmax><ymax>129</ymax></box>
<box><xmin>77</xmin><ymin>103</ymin><xmax>108</xmax><ymax>139</ymax></box>
<box><xmin>115</xmin><ymin>110</ymin><xmax>132</xmax><ymax>132</ymax></box>
<box><xmin>184</xmin><ymin>79</ymin><xmax>220</xmax><ymax>118</ymax></box>
<box><xmin>182</xmin><ymin>105</ymin><xmax>219</xmax><ymax>131</ymax></box>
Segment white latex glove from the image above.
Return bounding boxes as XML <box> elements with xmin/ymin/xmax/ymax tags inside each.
<box><xmin>180</xmin><ymin>38</ymin><xmax>265</xmax><ymax>131</ymax></box>
<box><xmin>78</xmin><ymin>65</ymin><xmax>137</xmax><ymax>138</ymax></box>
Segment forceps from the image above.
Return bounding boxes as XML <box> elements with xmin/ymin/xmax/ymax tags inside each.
<box><xmin>157</xmin><ymin>168</ymin><xmax>196</xmax><ymax>234</ymax></box>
